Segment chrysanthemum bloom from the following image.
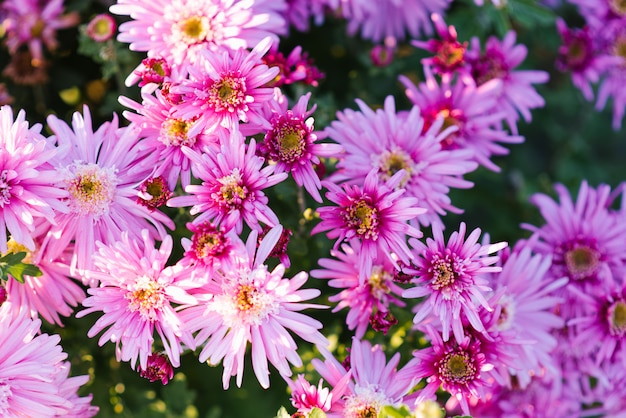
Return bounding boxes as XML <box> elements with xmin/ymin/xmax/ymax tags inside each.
<box><xmin>403</xmin><ymin>222</ymin><xmax>507</xmax><ymax>344</ymax></box>
<box><xmin>86</xmin><ymin>13</ymin><xmax>117</xmax><ymax>42</ymax></box>
<box><xmin>254</xmin><ymin>89</ymin><xmax>342</xmax><ymax>203</ymax></box>
<box><xmin>400</xmin><ymin>68</ymin><xmax>524</xmax><ymax>172</ymax></box>
<box><xmin>4</xmin><ymin>229</ymin><xmax>86</xmax><ymax>326</ymax></box>
<box><xmin>179</xmin><ymin>221</ymin><xmax>243</xmax><ymax>277</ymax></box>
<box><xmin>521</xmin><ymin>181</ymin><xmax>626</xmax><ymax>291</ymax></box>
<box><xmin>179</xmin><ymin>226</ymin><xmax>329</xmax><ymax>389</ymax></box>
<box><xmin>408</xmin><ymin>326</ymin><xmax>494</xmax><ymax>416</ymax></box>
<box><xmin>119</xmin><ymin>87</ymin><xmax>218</xmax><ymax>190</ymax></box>
<box><xmin>167</xmin><ymin>130</ymin><xmax>287</xmax><ymax>234</ymax></box>
<box><xmin>555</xmin><ymin>19</ymin><xmax>621</xmax><ymax>102</ymax></box>
<box><xmin>312</xmin><ymin>169</ymin><xmax>425</xmax><ymax>281</ymax></box>
<box><xmin>594</xmin><ymin>22</ymin><xmax>626</xmax><ymax>130</ymax></box>
<box><xmin>0</xmin><ymin>303</ymin><xmax>96</xmax><ymax>417</ymax></box>
<box><xmin>76</xmin><ymin>230</ymin><xmax>199</xmax><ymax>370</ymax></box>
<box><xmin>287</xmin><ymin>374</ymin><xmax>350</xmax><ymax>416</ymax></box>
<box><xmin>261</xmin><ymin>46</ymin><xmax>325</xmax><ymax>87</ymax></box>
<box><xmin>129</xmin><ymin>57</ymin><xmax>172</xmax><ymax>89</ymax></box>
<box><xmin>338</xmin><ymin>0</ymin><xmax>452</xmax><ymax>43</ymax></box>
<box><xmin>173</xmin><ymin>37</ymin><xmax>279</xmax><ymax>134</ymax></box>
<box><xmin>257</xmin><ymin>225</ymin><xmax>293</xmax><ymax>268</ymax></box>
<box><xmin>567</xmin><ymin>283</ymin><xmax>626</xmax><ymax>366</ymax></box>
<box><xmin>282</xmin><ymin>0</ymin><xmax>337</xmax><ymax>33</ymax></box>
<box><xmin>110</xmin><ymin>0</ymin><xmax>287</xmax><ymax>68</ymax></box>
<box><xmin>2</xmin><ymin>49</ymin><xmax>50</xmax><ymax>86</ymax></box>
<box><xmin>0</xmin><ymin>105</ymin><xmax>68</xmax><ymax>253</ymax></box>
<box><xmin>325</xmin><ymin>95</ymin><xmax>477</xmax><ymax>228</ymax></box>
<box><xmin>312</xmin><ymin>338</ymin><xmax>418</xmax><ymax>417</ymax></box>
<box><xmin>1</xmin><ymin>0</ymin><xmax>79</xmax><ymax>65</ymax></box>
<box><xmin>41</xmin><ymin>106</ymin><xmax>174</xmax><ymax>273</ymax></box>
<box><xmin>52</xmin><ymin>362</ymin><xmax>99</xmax><ymax>417</ymax></box>
<box><xmin>481</xmin><ymin>247</ymin><xmax>567</xmax><ymax>389</ymax></box>
<box><xmin>466</xmin><ymin>30</ymin><xmax>549</xmax><ymax>134</ymax></box>
<box><xmin>139</xmin><ymin>352</ymin><xmax>175</xmax><ymax>384</ymax></box>
<box><xmin>136</xmin><ymin>176</ymin><xmax>173</xmax><ymax>211</ymax></box>
<box><xmin>411</xmin><ymin>14</ymin><xmax>468</xmax><ymax>79</ymax></box>
<box><xmin>311</xmin><ymin>240</ymin><xmax>406</xmax><ymax>338</ymax></box>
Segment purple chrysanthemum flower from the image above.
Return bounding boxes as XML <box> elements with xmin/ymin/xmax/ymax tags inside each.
<box><xmin>0</xmin><ymin>303</ymin><xmax>97</xmax><ymax>417</ymax></box>
<box><xmin>167</xmin><ymin>130</ymin><xmax>287</xmax><ymax>234</ymax></box>
<box><xmin>400</xmin><ymin>68</ymin><xmax>524</xmax><ymax>172</ymax></box>
<box><xmin>172</xmin><ymin>38</ymin><xmax>279</xmax><ymax>134</ymax></box>
<box><xmin>312</xmin><ymin>169</ymin><xmax>425</xmax><ymax>281</ymax></box>
<box><xmin>178</xmin><ymin>226</ymin><xmax>329</xmax><ymax>389</ymax></box>
<box><xmin>408</xmin><ymin>326</ymin><xmax>494</xmax><ymax>416</ymax></box>
<box><xmin>325</xmin><ymin>95</ymin><xmax>477</xmax><ymax>228</ymax></box>
<box><xmin>119</xmin><ymin>88</ymin><xmax>218</xmax><ymax>190</ymax></box>
<box><xmin>41</xmin><ymin>106</ymin><xmax>174</xmax><ymax>274</ymax></box>
<box><xmin>110</xmin><ymin>0</ymin><xmax>287</xmax><ymax>68</ymax></box>
<box><xmin>287</xmin><ymin>374</ymin><xmax>350</xmax><ymax>415</ymax></box>
<box><xmin>0</xmin><ymin>105</ymin><xmax>68</xmax><ymax>253</ymax></box>
<box><xmin>521</xmin><ymin>181</ymin><xmax>626</xmax><ymax>291</ymax></box>
<box><xmin>139</xmin><ymin>352</ymin><xmax>175</xmax><ymax>384</ymax></box>
<box><xmin>1</xmin><ymin>0</ymin><xmax>79</xmax><ymax>65</ymax></box>
<box><xmin>312</xmin><ymin>338</ymin><xmax>418</xmax><ymax>417</ymax></box>
<box><xmin>338</xmin><ymin>0</ymin><xmax>452</xmax><ymax>43</ymax></box>
<box><xmin>403</xmin><ymin>222</ymin><xmax>507</xmax><ymax>343</ymax></box>
<box><xmin>467</xmin><ymin>30</ymin><xmax>549</xmax><ymax>134</ymax></box>
<box><xmin>76</xmin><ymin>230</ymin><xmax>199</xmax><ymax>370</ymax></box>
<box><xmin>254</xmin><ymin>89</ymin><xmax>342</xmax><ymax>202</ymax></box>
<box><xmin>311</xmin><ymin>240</ymin><xmax>406</xmax><ymax>338</ymax></box>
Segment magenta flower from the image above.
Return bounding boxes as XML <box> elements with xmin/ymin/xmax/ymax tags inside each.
<box><xmin>86</xmin><ymin>13</ymin><xmax>117</xmax><ymax>42</ymax></box>
<box><xmin>311</xmin><ymin>240</ymin><xmax>406</xmax><ymax>338</ymax></box>
<box><xmin>53</xmin><ymin>362</ymin><xmax>99</xmax><ymax>417</ymax></box>
<box><xmin>408</xmin><ymin>326</ymin><xmax>494</xmax><ymax>416</ymax></box>
<box><xmin>325</xmin><ymin>95</ymin><xmax>478</xmax><ymax>228</ymax></box>
<box><xmin>1</xmin><ymin>0</ymin><xmax>79</xmax><ymax>65</ymax></box>
<box><xmin>312</xmin><ymin>338</ymin><xmax>418</xmax><ymax>417</ymax></box>
<box><xmin>400</xmin><ymin>68</ymin><xmax>524</xmax><ymax>172</ymax></box>
<box><xmin>0</xmin><ymin>105</ymin><xmax>68</xmax><ymax>253</ymax></box>
<box><xmin>255</xmin><ymin>90</ymin><xmax>342</xmax><ymax>202</ymax></box>
<box><xmin>261</xmin><ymin>46</ymin><xmax>325</xmax><ymax>87</ymax></box>
<box><xmin>0</xmin><ymin>303</ymin><xmax>96</xmax><ymax>417</ymax></box>
<box><xmin>522</xmin><ymin>181</ymin><xmax>626</xmax><ymax>290</ymax></box>
<box><xmin>119</xmin><ymin>87</ymin><xmax>218</xmax><ymax>190</ymax></box>
<box><xmin>288</xmin><ymin>374</ymin><xmax>350</xmax><ymax>415</ymax></box>
<box><xmin>76</xmin><ymin>230</ymin><xmax>199</xmax><ymax>370</ymax></box>
<box><xmin>167</xmin><ymin>130</ymin><xmax>287</xmax><ymax>234</ymax></box>
<box><xmin>110</xmin><ymin>0</ymin><xmax>287</xmax><ymax>67</ymax></box>
<box><xmin>139</xmin><ymin>352</ymin><xmax>175</xmax><ymax>385</ymax></box>
<box><xmin>467</xmin><ymin>30</ymin><xmax>549</xmax><ymax>134</ymax></box>
<box><xmin>403</xmin><ymin>222</ymin><xmax>507</xmax><ymax>343</ymax></box>
<box><xmin>172</xmin><ymin>38</ymin><xmax>279</xmax><ymax>134</ymax></box>
<box><xmin>42</xmin><ymin>106</ymin><xmax>174</xmax><ymax>273</ymax></box>
<box><xmin>313</xmin><ymin>169</ymin><xmax>425</xmax><ymax>281</ymax></box>
<box><xmin>178</xmin><ymin>226</ymin><xmax>329</xmax><ymax>389</ymax></box>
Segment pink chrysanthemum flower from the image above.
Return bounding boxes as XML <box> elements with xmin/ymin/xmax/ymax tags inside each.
<box><xmin>467</xmin><ymin>30</ymin><xmax>549</xmax><ymax>134</ymax></box>
<box><xmin>110</xmin><ymin>0</ymin><xmax>287</xmax><ymax>68</ymax></box>
<box><xmin>312</xmin><ymin>169</ymin><xmax>425</xmax><ymax>281</ymax></box>
<box><xmin>261</xmin><ymin>46</ymin><xmax>325</xmax><ymax>87</ymax></box>
<box><xmin>0</xmin><ymin>303</ymin><xmax>96</xmax><ymax>417</ymax></box>
<box><xmin>482</xmin><ymin>246</ymin><xmax>567</xmax><ymax>389</ymax></box>
<box><xmin>288</xmin><ymin>374</ymin><xmax>350</xmax><ymax>415</ymax></box>
<box><xmin>52</xmin><ymin>362</ymin><xmax>99</xmax><ymax>417</ymax></box>
<box><xmin>139</xmin><ymin>352</ymin><xmax>175</xmax><ymax>384</ymax></box>
<box><xmin>311</xmin><ymin>240</ymin><xmax>406</xmax><ymax>338</ymax></box>
<box><xmin>42</xmin><ymin>106</ymin><xmax>174</xmax><ymax>274</ymax></box>
<box><xmin>338</xmin><ymin>0</ymin><xmax>452</xmax><ymax>43</ymax></box>
<box><xmin>325</xmin><ymin>95</ymin><xmax>477</xmax><ymax>228</ymax></box>
<box><xmin>76</xmin><ymin>230</ymin><xmax>199</xmax><ymax>370</ymax></box>
<box><xmin>173</xmin><ymin>38</ymin><xmax>279</xmax><ymax>134</ymax></box>
<box><xmin>167</xmin><ymin>130</ymin><xmax>287</xmax><ymax>234</ymax></box>
<box><xmin>119</xmin><ymin>87</ymin><xmax>218</xmax><ymax>190</ymax></box>
<box><xmin>1</xmin><ymin>0</ymin><xmax>79</xmax><ymax>65</ymax></box>
<box><xmin>400</xmin><ymin>68</ymin><xmax>524</xmax><ymax>172</ymax></box>
<box><xmin>3</xmin><ymin>227</ymin><xmax>85</xmax><ymax>326</ymax></box>
<box><xmin>179</xmin><ymin>226</ymin><xmax>329</xmax><ymax>389</ymax></box>
<box><xmin>312</xmin><ymin>338</ymin><xmax>418</xmax><ymax>417</ymax></box>
<box><xmin>253</xmin><ymin>89</ymin><xmax>342</xmax><ymax>203</ymax></box>
<box><xmin>521</xmin><ymin>181</ymin><xmax>626</xmax><ymax>290</ymax></box>
<box><xmin>0</xmin><ymin>105</ymin><xmax>68</xmax><ymax>253</ymax></box>
<box><xmin>86</xmin><ymin>13</ymin><xmax>117</xmax><ymax>43</ymax></box>
<box><xmin>408</xmin><ymin>326</ymin><xmax>494</xmax><ymax>416</ymax></box>
<box><xmin>403</xmin><ymin>222</ymin><xmax>507</xmax><ymax>344</ymax></box>
<box><xmin>568</xmin><ymin>283</ymin><xmax>626</xmax><ymax>366</ymax></box>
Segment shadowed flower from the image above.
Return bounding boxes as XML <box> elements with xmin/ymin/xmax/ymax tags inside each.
<box><xmin>139</xmin><ymin>352</ymin><xmax>175</xmax><ymax>384</ymax></box>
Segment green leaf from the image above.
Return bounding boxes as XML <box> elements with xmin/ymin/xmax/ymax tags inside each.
<box><xmin>0</xmin><ymin>252</ymin><xmax>42</xmax><ymax>283</ymax></box>
<box><xmin>508</xmin><ymin>0</ymin><xmax>555</xmax><ymax>28</ymax></box>
<box><xmin>379</xmin><ymin>404</ymin><xmax>414</xmax><ymax>418</ymax></box>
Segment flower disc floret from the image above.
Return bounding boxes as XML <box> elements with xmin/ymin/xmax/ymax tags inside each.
<box><xmin>563</xmin><ymin>243</ymin><xmax>601</xmax><ymax>281</ymax></box>
<box><xmin>608</xmin><ymin>300</ymin><xmax>626</xmax><ymax>337</ymax></box>
<box><xmin>63</xmin><ymin>162</ymin><xmax>118</xmax><ymax>219</ymax></box>
<box><xmin>159</xmin><ymin>118</ymin><xmax>196</xmax><ymax>147</ymax></box>
<box><xmin>126</xmin><ymin>276</ymin><xmax>166</xmax><ymax>322</ymax></box>
<box><xmin>265</xmin><ymin>114</ymin><xmax>308</xmax><ymax>163</ymax></box>
<box><xmin>208</xmin><ymin>72</ymin><xmax>248</xmax><ymax>113</ymax></box>
<box><xmin>344</xmin><ymin>198</ymin><xmax>379</xmax><ymax>240</ymax></box>
<box><xmin>438</xmin><ymin>350</ymin><xmax>478</xmax><ymax>386</ymax></box>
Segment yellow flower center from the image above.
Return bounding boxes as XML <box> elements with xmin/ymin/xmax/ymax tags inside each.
<box><xmin>609</xmin><ymin>300</ymin><xmax>626</xmax><ymax>337</ymax></box>
<box><xmin>439</xmin><ymin>351</ymin><xmax>476</xmax><ymax>385</ymax></box>
<box><xmin>345</xmin><ymin>200</ymin><xmax>379</xmax><ymax>239</ymax></box>
<box><xmin>65</xmin><ymin>163</ymin><xmax>118</xmax><ymax>219</ymax></box>
<box><xmin>160</xmin><ymin>118</ymin><xmax>195</xmax><ymax>147</ymax></box>
<box><xmin>178</xmin><ymin>15</ymin><xmax>211</xmax><ymax>44</ymax></box>
<box><xmin>564</xmin><ymin>245</ymin><xmax>599</xmax><ymax>280</ymax></box>
<box><xmin>126</xmin><ymin>276</ymin><xmax>166</xmax><ymax>321</ymax></box>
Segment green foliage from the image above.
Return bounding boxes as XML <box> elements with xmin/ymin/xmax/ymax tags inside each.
<box><xmin>0</xmin><ymin>251</ymin><xmax>42</xmax><ymax>283</ymax></box>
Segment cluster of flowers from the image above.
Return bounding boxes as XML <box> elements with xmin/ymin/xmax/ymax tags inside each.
<box><xmin>0</xmin><ymin>0</ymin><xmax>625</xmax><ymax>417</ymax></box>
<box><xmin>556</xmin><ymin>0</ymin><xmax>626</xmax><ymax>130</ymax></box>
